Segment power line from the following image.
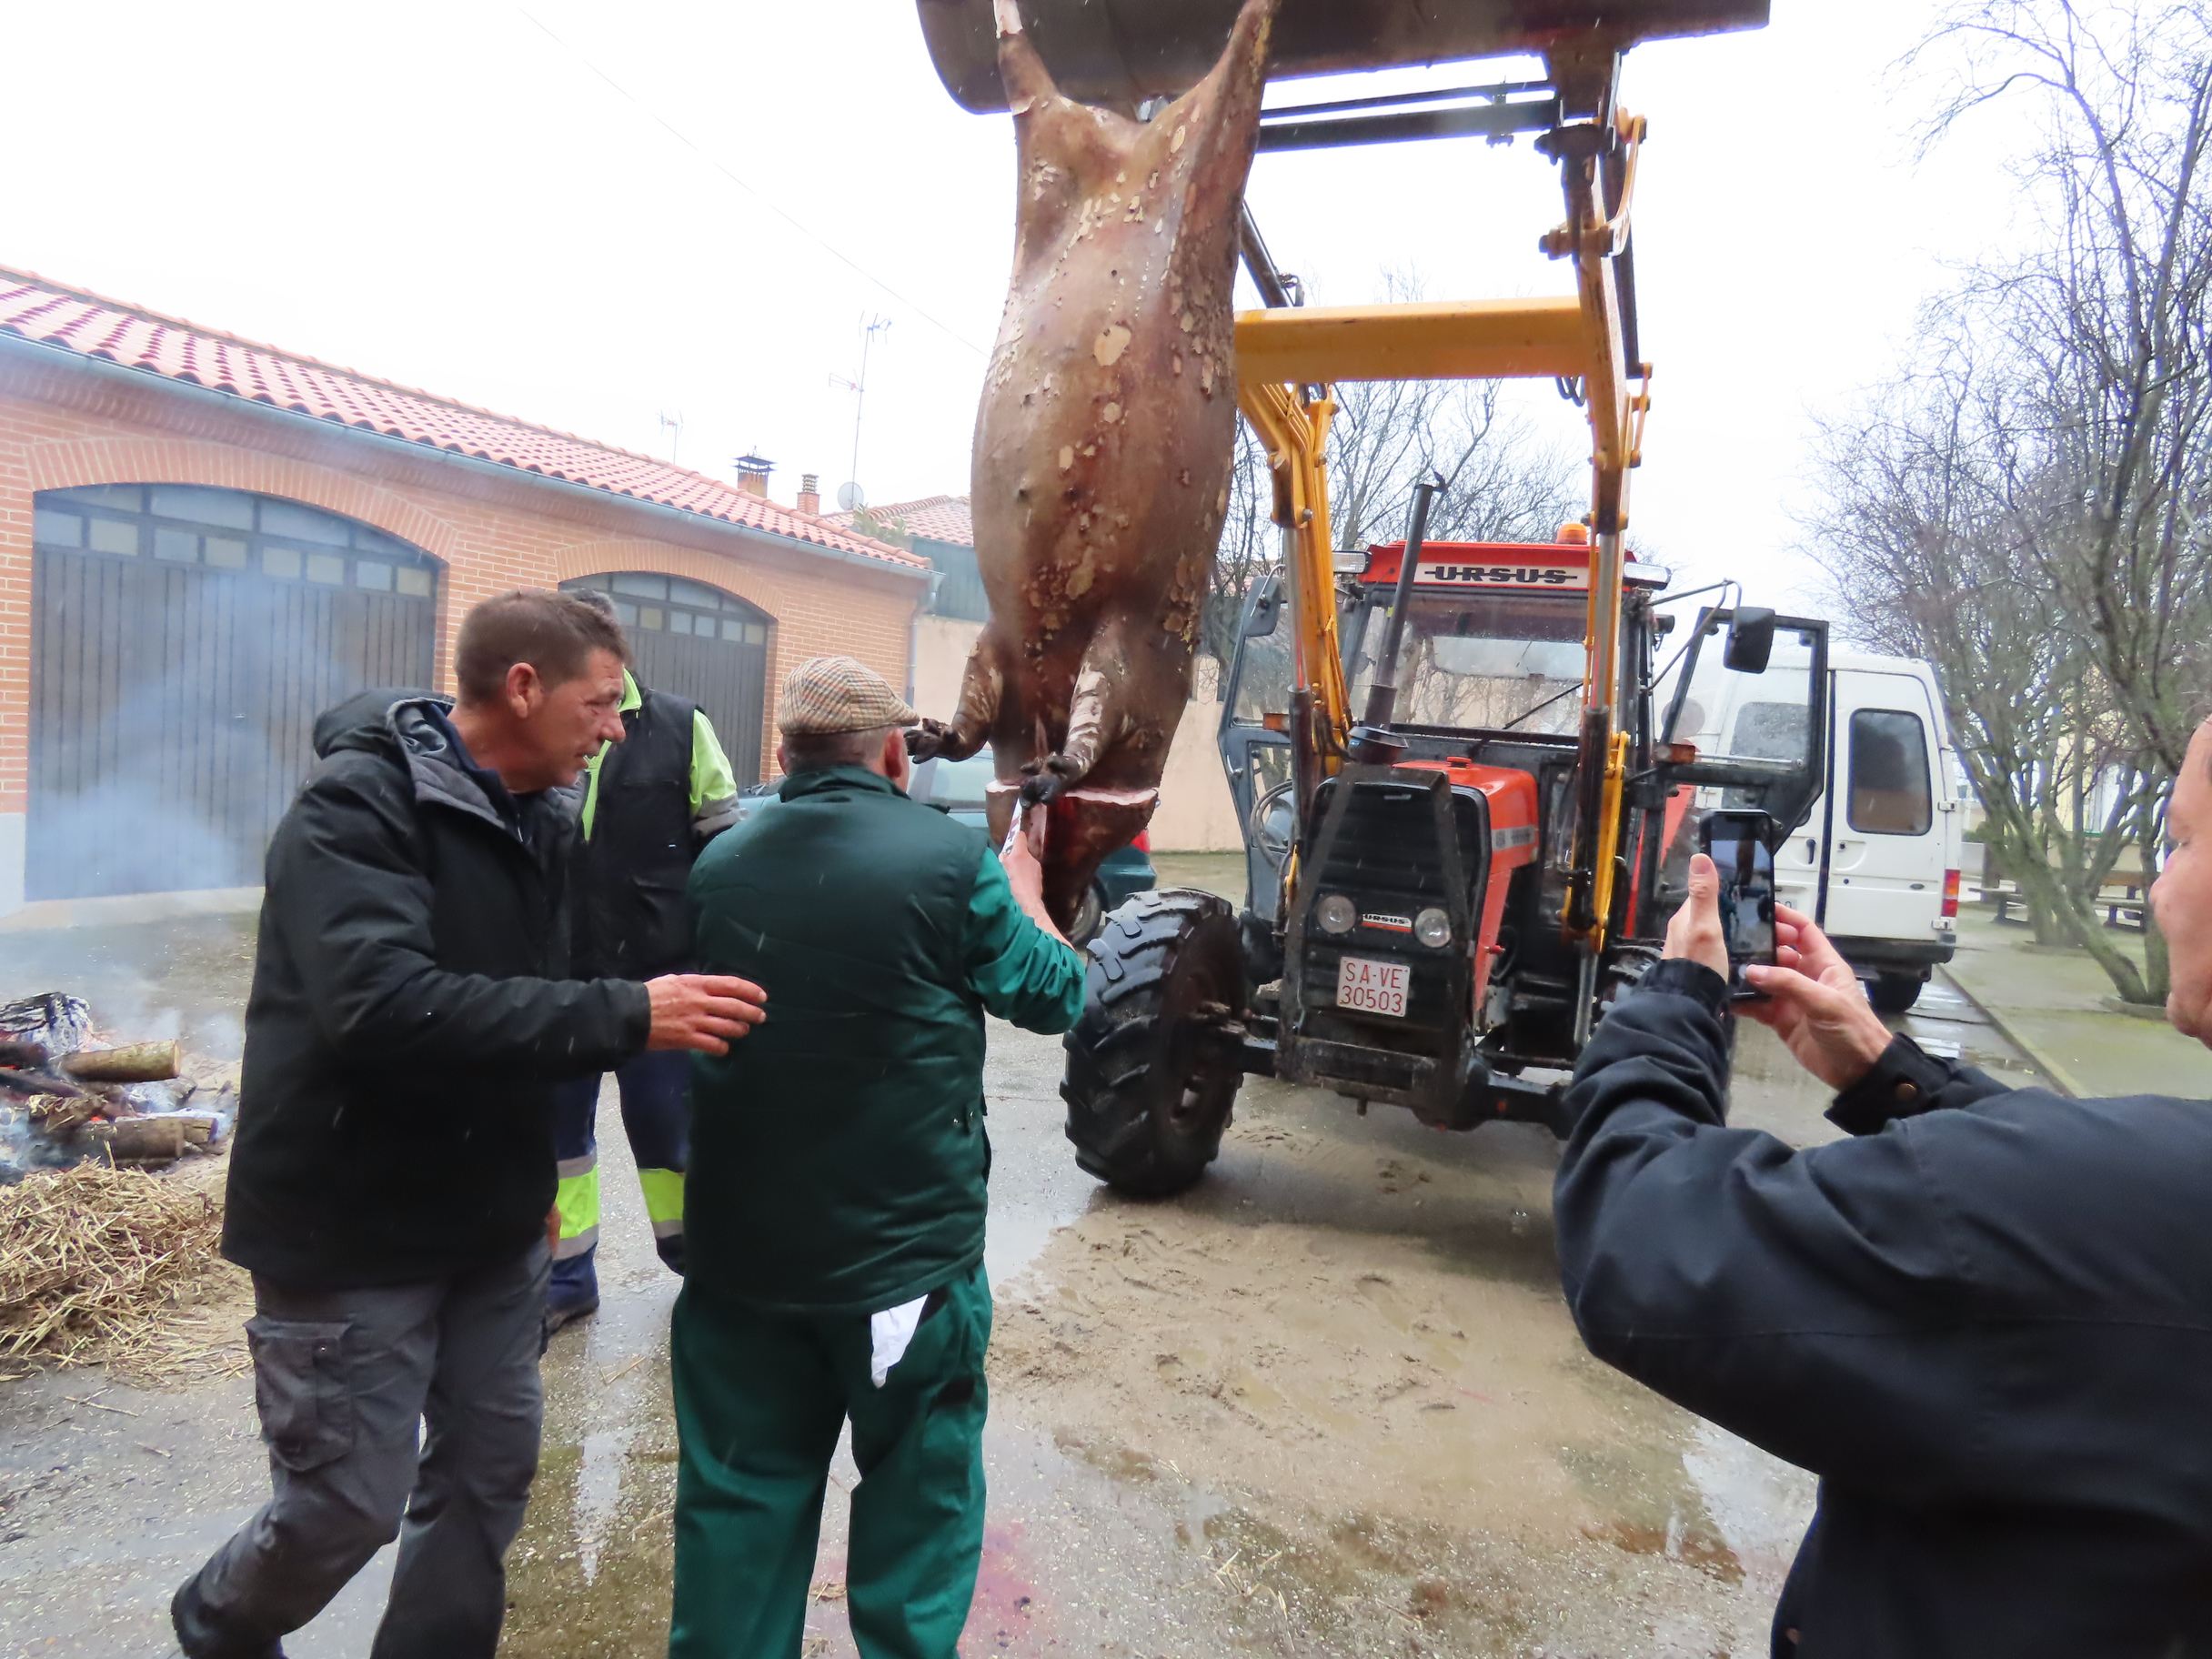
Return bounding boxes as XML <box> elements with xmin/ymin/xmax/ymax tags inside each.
<box><xmin>514</xmin><ymin>6</ymin><xmax>990</xmax><ymax>358</ymax></box>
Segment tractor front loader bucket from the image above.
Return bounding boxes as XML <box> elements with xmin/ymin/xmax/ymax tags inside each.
<box><xmin>915</xmin><ymin>0</ymin><xmax>1769</xmax><ymax>113</ymax></box>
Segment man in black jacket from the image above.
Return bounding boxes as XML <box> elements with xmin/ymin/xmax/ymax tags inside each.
<box><xmin>172</xmin><ymin>590</ymin><xmax>766</xmax><ymax>1659</ymax></box>
<box><xmin>1554</xmin><ymin>717</ymin><xmax>2212</xmax><ymax>1659</ymax></box>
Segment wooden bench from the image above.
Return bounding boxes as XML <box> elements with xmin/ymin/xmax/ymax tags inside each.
<box><xmin>1986</xmin><ymin>879</ymin><xmax>2145</xmax><ymax>930</ymax></box>
<box><xmin>2102</xmin><ymin>880</ymin><xmax>2147</xmax><ymax>930</ymax></box>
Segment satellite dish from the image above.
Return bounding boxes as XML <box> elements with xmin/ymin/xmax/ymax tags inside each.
<box><xmin>836</xmin><ymin>480</ymin><xmax>868</xmax><ymax>513</ymax></box>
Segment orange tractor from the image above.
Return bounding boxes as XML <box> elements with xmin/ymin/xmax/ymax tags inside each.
<box><xmin>916</xmin><ymin>0</ymin><xmax>1831</xmax><ymax>1193</ymax></box>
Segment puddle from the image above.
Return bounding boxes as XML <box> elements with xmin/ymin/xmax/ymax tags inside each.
<box><xmin>1584</xmin><ymin>1518</ymin><xmax>1745</xmax><ymax>1584</ymax></box>
<box><xmin>1560</xmin><ymin>1410</ymin><xmax>1813</xmax><ymax>1593</ymax></box>
<box><xmin>985</xmin><ymin>1197</ymin><xmax>1083</xmax><ymax>1284</ymax></box>
<box><xmin>571</xmin><ymin>1424</ymin><xmax>637</xmax><ymax>1584</ymax></box>
<box><xmin>1681</xmin><ymin>1417</ymin><xmax>1817</xmax><ymax>1574</ymax></box>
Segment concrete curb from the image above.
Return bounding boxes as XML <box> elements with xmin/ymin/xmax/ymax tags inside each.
<box><xmin>1936</xmin><ymin>966</ymin><xmax>2086</xmax><ymax>1100</ymax></box>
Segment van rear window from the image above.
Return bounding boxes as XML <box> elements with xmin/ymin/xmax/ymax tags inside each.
<box><xmin>1848</xmin><ymin>709</ymin><xmax>1933</xmax><ymax>836</ymax></box>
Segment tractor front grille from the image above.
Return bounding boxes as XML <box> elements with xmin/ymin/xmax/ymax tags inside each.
<box><xmin>1295</xmin><ymin>776</ymin><xmax>1487</xmax><ymax>1049</ymax></box>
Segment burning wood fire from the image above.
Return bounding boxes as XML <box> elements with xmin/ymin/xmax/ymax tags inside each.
<box><xmin>0</xmin><ymin>993</ymin><xmax>236</xmax><ymax>1181</ymax></box>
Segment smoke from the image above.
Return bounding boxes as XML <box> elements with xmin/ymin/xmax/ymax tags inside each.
<box><xmin>26</xmin><ymin>551</ymin><xmax>417</xmax><ymax>902</ymax></box>
<box><xmin>26</xmin><ymin>663</ymin><xmax>301</xmax><ymax>901</ymax></box>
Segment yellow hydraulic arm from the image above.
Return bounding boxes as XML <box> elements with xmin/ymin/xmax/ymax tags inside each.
<box><xmin>1234</xmin><ymin>56</ymin><xmax>1649</xmax><ymax>951</ymax></box>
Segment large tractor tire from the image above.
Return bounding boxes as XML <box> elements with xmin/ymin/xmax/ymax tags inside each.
<box><xmin>1062</xmin><ymin>889</ymin><xmax>1248</xmax><ymax>1197</ymax></box>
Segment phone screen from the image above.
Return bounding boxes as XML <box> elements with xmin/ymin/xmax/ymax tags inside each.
<box><xmin>1703</xmin><ymin>815</ymin><xmax>1777</xmax><ymax>984</ymax></box>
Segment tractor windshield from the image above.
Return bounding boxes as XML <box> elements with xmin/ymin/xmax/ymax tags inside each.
<box><xmin>1347</xmin><ymin>592</ymin><xmax>1588</xmax><ymax>734</ymax></box>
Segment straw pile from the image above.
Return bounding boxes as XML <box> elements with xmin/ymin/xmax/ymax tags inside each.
<box><xmin>0</xmin><ymin>1162</ymin><xmax>243</xmax><ymax>1380</ymax></box>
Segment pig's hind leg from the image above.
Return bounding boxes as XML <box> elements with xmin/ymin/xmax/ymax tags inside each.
<box><xmin>1019</xmin><ymin>617</ymin><xmax>1159</xmax><ymax>804</ymax></box>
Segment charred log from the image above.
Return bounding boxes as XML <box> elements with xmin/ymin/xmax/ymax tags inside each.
<box><xmin>61</xmin><ymin>1042</ymin><xmax>182</xmax><ymax>1084</ymax></box>
<box><xmin>88</xmin><ymin>1117</ymin><xmax>188</xmax><ymax>1164</ymax></box>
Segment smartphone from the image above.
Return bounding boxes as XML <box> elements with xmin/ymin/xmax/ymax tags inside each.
<box><xmin>1699</xmin><ymin>809</ymin><xmax>1777</xmax><ymax>999</ymax></box>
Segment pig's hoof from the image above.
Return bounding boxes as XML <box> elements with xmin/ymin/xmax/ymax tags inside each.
<box><xmin>1020</xmin><ymin>756</ymin><xmax>1077</xmax><ymax>805</ymax></box>
<box><xmin>906</xmin><ymin>719</ymin><xmax>955</xmax><ymax>762</ymax></box>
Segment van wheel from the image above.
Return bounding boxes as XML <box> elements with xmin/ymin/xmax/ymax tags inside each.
<box><xmin>1868</xmin><ymin>973</ymin><xmax>1924</xmax><ymax>1014</ymax></box>
<box><xmin>1069</xmin><ymin>886</ymin><xmax>1105</xmax><ymax>947</ymax></box>
<box><xmin>1062</xmin><ymin>890</ymin><xmax>1248</xmax><ymax>1197</ymax></box>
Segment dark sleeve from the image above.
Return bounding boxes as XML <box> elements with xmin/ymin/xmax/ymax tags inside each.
<box><xmin>1552</xmin><ymin>960</ymin><xmax>1994</xmax><ymax>1499</ymax></box>
<box><xmin>1827</xmin><ymin>1034</ymin><xmax>2012</xmax><ymax>1135</ymax></box>
<box><xmin>267</xmin><ymin>760</ymin><xmax>651</xmax><ymax>1074</ymax></box>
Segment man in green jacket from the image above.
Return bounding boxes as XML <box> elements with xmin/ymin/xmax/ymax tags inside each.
<box><xmin>672</xmin><ymin>655</ymin><xmax>1086</xmax><ymax>1659</ymax></box>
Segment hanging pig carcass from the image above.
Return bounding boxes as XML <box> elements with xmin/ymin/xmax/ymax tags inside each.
<box><xmin>909</xmin><ymin>0</ymin><xmax>1279</xmax><ymax>930</ymax></box>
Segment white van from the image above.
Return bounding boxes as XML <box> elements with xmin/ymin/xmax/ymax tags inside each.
<box><xmin>1772</xmin><ymin>650</ymin><xmax>1964</xmax><ymax>1011</ymax></box>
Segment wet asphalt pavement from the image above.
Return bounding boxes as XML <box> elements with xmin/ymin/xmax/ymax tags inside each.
<box><xmin>0</xmin><ymin>905</ymin><xmax>2046</xmax><ymax>1658</ymax></box>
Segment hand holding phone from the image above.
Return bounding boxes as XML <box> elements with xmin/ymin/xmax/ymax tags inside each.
<box><xmin>1700</xmin><ymin>809</ymin><xmax>1779</xmax><ymax>1000</ymax></box>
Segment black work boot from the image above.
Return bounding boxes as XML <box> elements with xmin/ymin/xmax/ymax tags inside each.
<box><xmin>171</xmin><ymin>1576</ymin><xmax>287</xmax><ymax>1659</ymax></box>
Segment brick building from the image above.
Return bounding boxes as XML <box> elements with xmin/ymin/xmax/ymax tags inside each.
<box><xmin>0</xmin><ymin>267</ymin><xmax>928</xmax><ymax>912</ymax></box>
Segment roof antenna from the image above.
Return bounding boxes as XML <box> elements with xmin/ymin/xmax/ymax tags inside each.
<box><xmin>830</xmin><ymin>314</ymin><xmax>893</xmax><ymax>517</ymax></box>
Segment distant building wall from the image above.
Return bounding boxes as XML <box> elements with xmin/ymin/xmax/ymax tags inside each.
<box><xmin>913</xmin><ymin>614</ymin><xmax>981</xmax><ymax>723</ymax></box>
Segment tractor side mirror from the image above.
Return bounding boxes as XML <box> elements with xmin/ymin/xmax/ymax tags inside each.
<box><xmin>1243</xmin><ymin>576</ymin><xmax>1283</xmax><ymax>638</ymax></box>
<box><xmin>1724</xmin><ymin>607</ymin><xmax>1776</xmax><ymax>674</ymax></box>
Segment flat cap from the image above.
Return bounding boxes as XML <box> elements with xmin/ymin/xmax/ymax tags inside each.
<box><xmin>777</xmin><ymin>655</ymin><xmax>920</xmax><ymax>737</ymax></box>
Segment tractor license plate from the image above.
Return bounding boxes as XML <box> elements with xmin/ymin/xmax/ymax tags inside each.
<box><xmin>1335</xmin><ymin>955</ymin><xmax>1409</xmax><ymax>1019</ymax></box>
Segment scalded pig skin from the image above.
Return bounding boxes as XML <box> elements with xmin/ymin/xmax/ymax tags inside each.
<box><xmin>911</xmin><ymin>0</ymin><xmax>1279</xmax><ymax>929</ymax></box>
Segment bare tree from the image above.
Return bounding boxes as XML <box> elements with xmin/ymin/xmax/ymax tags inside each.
<box><xmin>1857</xmin><ymin>0</ymin><xmax>2212</xmax><ymax>1001</ymax></box>
<box><xmin>1803</xmin><ymin>0</ymin><xmax>2212</xmax><ymax>1002</ymax></box>
<box><xmin>1926</xmin><ymin>5</ymin><xmax>2212</xmax><ymax>734</ymax></box>
<box><xmin>1805</xmin><ymin>335</ymin><xmax>2168</xmax><ymax>999</ymax></box>
<box><xmin>1201</xmin><ymin>418</ymin><xmax>1278</xmax><ymax>679</ymax></box>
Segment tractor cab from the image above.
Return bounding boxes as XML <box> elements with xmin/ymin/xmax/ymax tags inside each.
<box><xmin>1223</xmin><ymin>531</ymin><xmax>1668</xmax><ymax>950</ymax></box>
<box><xmin>1341</xmin><ymin>534</ymin><xmax>1670</xmax><ymax>738</ymax></box>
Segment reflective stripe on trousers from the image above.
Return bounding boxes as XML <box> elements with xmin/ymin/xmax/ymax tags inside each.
<box><xmin>554</xmin><ymin>1157</ymin><xmax>683</xmax><ymax>1253</ymax></box>
<box><xmin>637</xmin><ymin>1165</ymin><xmax>686</xmax><ymax>1238</ymax></box>
<box><xmin>550</xmin><ymin>1051</ymin><xmax>691</xmax><ymax>1275</ymax></box>
<box><xmin>553</xmin><ymin>1159</ymin><xmax>601</xmax><ymax>1261</ymax></box>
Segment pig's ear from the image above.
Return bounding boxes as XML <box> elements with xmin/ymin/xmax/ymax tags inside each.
<box><xmin>1150</xmin><ymin>0</ymin><xmax>1277</xmax><ymax>227</ymax></box>
<box><xmin>994</xmin><ymin>0</ymin><xmax>1061</xmax><ymax>117</ymax></box>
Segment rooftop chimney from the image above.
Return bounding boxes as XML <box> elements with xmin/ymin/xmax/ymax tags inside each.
<box><xmin>733</xmin><ymin>452</ymin><xmax>774</xmax><ymax>498</ymax></box>
<box><xmin>797</xmin><ymin>473</ymin><xmax>821</xmax><ymax>517</ymax></box>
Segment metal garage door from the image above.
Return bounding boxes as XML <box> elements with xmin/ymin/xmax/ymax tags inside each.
<box><xmin>29</xmin><ymin>485</ymin><xmax>437</xmax><ymax>900</ymax></box>
<box><xmin>561</xmin><ymin>573</ymin><xmax>771</xmax><ymax>785</ymax></box>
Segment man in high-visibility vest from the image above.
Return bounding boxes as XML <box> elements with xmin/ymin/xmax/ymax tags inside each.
<box><xmin>548</xmin><ymin>591</ymin><xmax>744</xmax><ymax>1332</ymax></box>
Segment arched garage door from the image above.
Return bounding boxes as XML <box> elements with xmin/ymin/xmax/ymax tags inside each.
<box><xmin>29</xmin><ymin>485</ymin><xmax>437</xmax><ymax>900</ymax></box>
<box><xmin>561</xmin><ymin>573</ymin><xmax>770</xmax><ymax>785</ymax></box>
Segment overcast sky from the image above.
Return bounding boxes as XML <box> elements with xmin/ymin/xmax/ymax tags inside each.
<box><xmin>10</xmin><ymin>1</ymin><xmax>2018</xmax><ymax>608</ymax></box>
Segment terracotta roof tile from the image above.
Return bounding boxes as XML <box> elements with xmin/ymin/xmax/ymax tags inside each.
<box><xmin>0</xmin><ymin>266</ymin><xmax>925</xmax><ymax>573</ymax></box>
<box><xmin>833</xmin><ymin>493</ymin><xmax>974</xmax><ymax>548</ymax></box>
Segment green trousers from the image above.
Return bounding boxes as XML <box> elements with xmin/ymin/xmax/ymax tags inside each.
<box><xmin>668</xmin><ymin>1264</ymin><xmax>992</xmax><ymax>1659</ymax></box>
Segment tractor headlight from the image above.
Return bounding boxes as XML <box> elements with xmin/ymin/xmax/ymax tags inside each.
<box><xmin>1414</xmin><ymin>907</ymin><xmax>1453</xmax><ymax>948</ymax></box>
<box><xmin>1317</xmin><ymin>894</ymin><xmax>1357</xmax><ymax>935</ymax></box>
